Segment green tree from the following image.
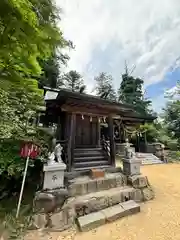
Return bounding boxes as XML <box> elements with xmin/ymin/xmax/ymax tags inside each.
<box><xmin>118</xmin><ymin>72</ymin><xmax>152</xmax><ymax>114</ymax></box>
<box><xmin>94</xmin><ymin>72</ymin><xmax>117</xmax><ymax>101</ymax></box>
<box><xmin>0</xmin><ymin>0</ymin><xmax>70</xmax><ymax>138</ymax></box>
<box><xmin>163</xmin><ymin>100</ymin><xmax>180</xmax><ymax>139</ymax></box>
<box><xmin>38</xmin><ymin>53</ymin><xmax>65</xmax><ymax>89</ymax></box>
<box><xmin>63</xmin><ymin>70</ymin><xmax>86</xmax><ymax>92</ymax></box>
<box><xmin>0</xmin><ymin>0</ymin><xmax>71</xmax><ymax>197</ymax></box>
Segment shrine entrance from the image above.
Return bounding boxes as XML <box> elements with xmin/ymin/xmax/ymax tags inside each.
<box><xmin>75</xmin><ymin>114</ymin><xmax>98</xmax><ymax>148</ymax></box>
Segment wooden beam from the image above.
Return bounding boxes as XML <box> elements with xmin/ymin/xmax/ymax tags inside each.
<box><xmin>108</xmin><ymin>115</ymin><xmax>115</xmax><ymax>167</ymax></box>
<box><xmin>61</xmin><ymin>104</ymin><xmax>118</xmax><ymax>116</ymax></box>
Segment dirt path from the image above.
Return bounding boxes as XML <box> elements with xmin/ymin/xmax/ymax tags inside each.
<box><xmin>26</xmin><ymin>163</ymin><xmax>180</xmax><ymax>240</ymax></box>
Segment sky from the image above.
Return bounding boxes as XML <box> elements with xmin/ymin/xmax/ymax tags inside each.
<box><xmin>56</xmin><ymin>0</ymin><xmax>180</xmax><ymax>113</ymax></box>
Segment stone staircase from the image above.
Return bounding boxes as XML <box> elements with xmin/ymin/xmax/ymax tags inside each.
<box><xmin>32</xmin><ymin>170</ymin><xmax>155</xmax><ymax>232</ymax></box>
<box><xmin>137</xmin><ymin>153</ymin><xmax>163</xmax><ymax>165</ymax></box>
<box><xmin>74</xmin><ymin>148</ymin><xmax>110</xmax><ymax>171</ymax></box>
<box><xmin>66</xmin><ymin>172</ymin><xmax>142</xmax><ymax>231</ymax></box>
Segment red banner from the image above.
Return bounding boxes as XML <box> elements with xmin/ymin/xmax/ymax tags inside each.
<box><xmin>20</xmin><ymin>142</ymin><xmax>40</xmax><ymax>159</ymax></box>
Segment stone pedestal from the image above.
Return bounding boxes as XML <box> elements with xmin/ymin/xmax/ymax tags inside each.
<box><xmin>43</xmin><ymin>163</ymin><xmax>66</xmax><ymax>190</ymax></box>
<box><xmin>123</xmin><ymin>158</ymin><xmax>141</xmax><ymax>176</ymax></box>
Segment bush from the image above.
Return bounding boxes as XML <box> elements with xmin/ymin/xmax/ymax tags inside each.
<box><xmin>166</xmin><ymin>151</ymin><xmax>180</xmax><ymax>162</ymax></box>
<box><xmin>0</xmin><ymin>127</ymin><xmax>52</xmax><ymax>200</ymax></box>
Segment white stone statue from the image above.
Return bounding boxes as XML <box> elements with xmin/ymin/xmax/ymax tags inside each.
<box><xmin>54</xmin><ymin>143</ymin><xmax>63</xmax><ymax>163</ymax></box>
<box><xmin>47</xmin><ymin>137</ymin><xmax>64</xmax><ymax>165</ymax></box>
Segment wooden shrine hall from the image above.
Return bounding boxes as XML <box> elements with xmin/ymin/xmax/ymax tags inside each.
<box><xmin>42</xmin><ymin>87</ymin><xmax>156</xmax><ymax>173</ymax></box>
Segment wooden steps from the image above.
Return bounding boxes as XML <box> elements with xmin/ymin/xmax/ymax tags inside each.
<box><xmin>74</xmin><ymin>147</ymin><xmax>110</xmax><ymax>170</ymax></box>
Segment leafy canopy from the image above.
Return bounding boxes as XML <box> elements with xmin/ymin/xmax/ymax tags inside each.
<box><xmin>0</xmin><ymin>0</ymin><xmax>71</xmax><ymax>192</ymax></box>
<box><xmin>0</xmin><ymin>0</ymin><xmax>70</xmax><ymax>139</ymax></box>
<box><xmin>118</xmin><ymin>73</ymin><xmax>152</xmax><ymax>115</ymax></box>
<box><xmin>94</xmin><ymin>72</ymin><xmax>117</xmax><ymax>101</ymax></box>
<box><xmin>63</xmin><ymin>70</ymin><xmax>86</xmax><ymax>92</ymax></box>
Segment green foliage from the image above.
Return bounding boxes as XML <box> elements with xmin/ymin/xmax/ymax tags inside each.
<box><xmin>0</xmin><ymin>0</ymin><xmax>67</xmax><ymax>79</ymax></box>
<box><xmin>0</xmin><ymin>0</ymin><xmax>70</xmax><ymax>203</ymax></box>
<box><xmin>0</xmin><ymin>0</ymin><xmax>69</xmax><ymax>137</ymax></box>
<box><xmin>163</xmin><ymin>100</ymin><xmax>180</xmax><ymax>139</ymax></box>
<box><xmin>139</xmin><ymin>123</ymin><xmax>159</xmax><ymax>142</ymax></box>
<box><xmin>63</xmin><ymin>70</ymin><xmax>86</xmax><ymax>92</ymax></box>
<box><xmin>0</xmin><ymin>82</ymin><xmax>43</xmax><ymax>140</ymax></box>
<box><xmin>94</xmin><ymin>72</ymin><xmax>117</xmax><ymax>101</ymax></box>
<box><xmin>118</xmin><ymin>73</ymin><xmax>152</xmax><ymax>114</ymax></box>
<box><xmin>39</xmin><ymin>53</ymin><xmax>62</xmax><ymax>89</ymax></box>
<box><xmin>166</xmin><ymin>151</ymin><xmax>180</xmax><ymax>162</ymax></box>
<box><xmin>162</xmin><ymin>83</ymin><xmax>180</xmax><ymax>148</ymax></box>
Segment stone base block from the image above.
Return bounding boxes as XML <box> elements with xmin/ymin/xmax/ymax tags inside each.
<box><xmin>77</xmin><ymin>212</ymin><xmax>105</xmax><ymax>232</ymax></box>
<box><xmin>68</xmin><ymin>172</ymin><xmax>127</xmax><ymax>197</ymax></box>
<box><xmin>43</xmin><ymin>163</ymin><xmax>66</xmax><ymax>190</ymax></box>
<box><xmin>128</xmin><ymin>175</ymin><xmax>148</xmax><ymax>189</ymax></box>
<box><xmin>120</xmin><ymin>200</ymin><xmax>140</xmax><ymax>215</ymax></box>
<box><xmin>77</xmin><ymin>200</ymin><xmax>140</xmax><ymax>232</ymax></box>
<box><xmin>50</xmin><ymin>207</ymin><xmax>75</xmax><ymax>231</ymax></box>
<box><xmin>101</xmin><ymin>205</ymin><xmax>125</xmax><ymax>222</ymax></box>
<box><xmin>33</xmin><ymin>189</ymin><xmax>68</xmax><ymax>213</ymax></box>
<box><xmin>91</xmin><ymin>169</ymin><xmax>105</xmax><ymax>179</ymax></box>
<box><xmin>31</xmin><ymin>207</ymin><xmax>75</xmax><ymax>232</ymax></box>
<box><xmin>141</xmin><ymin>187</ymin><xmax>155</xmax><ymax>201</ymax></box>
<box><xmin>123</xmin><ymin>159</ymin><xmax>141</xmax><ymax>176</ymax></box>
<box><xmin>30</xmin><ymin>214</ymin><xmax>48</xmax><ymax>230</ymax></box>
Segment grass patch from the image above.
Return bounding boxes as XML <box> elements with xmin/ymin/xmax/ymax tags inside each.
<box><xmin>0</xmin><ymin>186</ymin><xmax>35</xmax><ymax>239</ymax></box>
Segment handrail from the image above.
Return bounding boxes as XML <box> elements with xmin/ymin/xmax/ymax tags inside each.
<box><xmin>101</xmin><ymin>137</ymin><xmax>110</xmax><ymax>157</ymax></box>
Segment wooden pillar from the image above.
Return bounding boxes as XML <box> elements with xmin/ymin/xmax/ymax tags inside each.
<box><xmin>56</xmin><ymin>115</ymin><xmax>61</xmax><ymax>141</ymax></box>
<box><xmin>144</xmin><ymin>131</ymin><xmax>147</xmax><ymax>153</ymax></box>
<box><xmin>108</xmin><ymin>115</ymin><xmax>115</xmax><ymax>167</ymax></box>
<box><xmin>97</xmin><ymin>116</ymin><xmax>101</xmax><ymax>147</ymax></box>
<box><xmin>67</xmin><ymin>113</ymin><xmax>76</xmax><ymax>172</ymax></box>
<box><xmin>118</xmin><ymin>123</ymin><xmax>121</xmax><ymax>143</ymax></box>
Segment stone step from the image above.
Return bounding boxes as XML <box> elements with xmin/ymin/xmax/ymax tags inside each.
<box><xmin>74</xmin><ymin>160</ymin><xmax>109</xmax><ymax>169</ymax></box>
<box><xmin>137</xmin><ymin>154</ymin><xmax>160</xmax><ymax>160</ymax></box>
<box><xmin>77</xmin><ymin>200</ymin><xmax>140</xmax><ymax>232</ymax></box>
<box><xmin>74</xmin><ymin>150</ymin><xmax>104</xmax><ymax>157</ymax></box>
<box><xmin>142</xmin><ymin>160</ymin><xmax>163</xmax><ymax>165</ymax></box>
<box><xmin>74</xmin><ymin>165</ymin><xmax>111</xmax><ymax>172</ymax></box>
<box><xmin>68</xmin><ymin>172</ymin><xmax>127</xmax><ymax>197</ymax></box>
<box><xmin>74</xmin><ymin>148</ymin><xmax>102</xmax><ymax>152</ymax></box>
<box><xmin>74</xmin><ymin>156</ymin><xmax>107</xmax><ymax>162</ymax></box>
<box><xmin>66</xmin><ymin>186</ymin><xmax>142</xmax><ymax>218</ymax></box>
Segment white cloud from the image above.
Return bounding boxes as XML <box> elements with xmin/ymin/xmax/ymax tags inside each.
<box><xmin>57</xmin><ymin>0</ymin><xmax>180</xmax><ymax>91</ymax></box>
<box><xmin>151</xmin><ymin>85</ymin><xmax>180</xmax><ymax>113</ymax></box>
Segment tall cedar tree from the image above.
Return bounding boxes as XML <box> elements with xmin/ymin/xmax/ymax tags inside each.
<box><xmin>38</xmin><ymin>53</ymin><xmax>68</xmax><ymax>88</ymax></box>
<box><xmin>94</xmin><ymin>72</ymin><xmax>117</xmax><ymax>101</ymax></box>
<box><xmin>38</xmin><ymin>43</ymin><xmax>74</xmax><ymax>89</ymax></box>
<box><xmin>63</xmin><ymin>70</ymin><xmax>86</xmax><ymax>92</ymax></box>
<box><xmin>118</xmin><ymin>73</ymin><xmax>152</xmax><ymax>115</ymax></box>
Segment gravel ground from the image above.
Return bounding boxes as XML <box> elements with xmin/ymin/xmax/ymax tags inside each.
<box><xmin>26</xmin><ymin>163</ymin><xmax>180</xmax><ymax>240</ymax></box>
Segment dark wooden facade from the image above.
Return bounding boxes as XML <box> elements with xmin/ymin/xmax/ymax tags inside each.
<box><xmin>43</xmin><ymin>87</ymin><xmax>156</xmax><ymax>172</ymax></box>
